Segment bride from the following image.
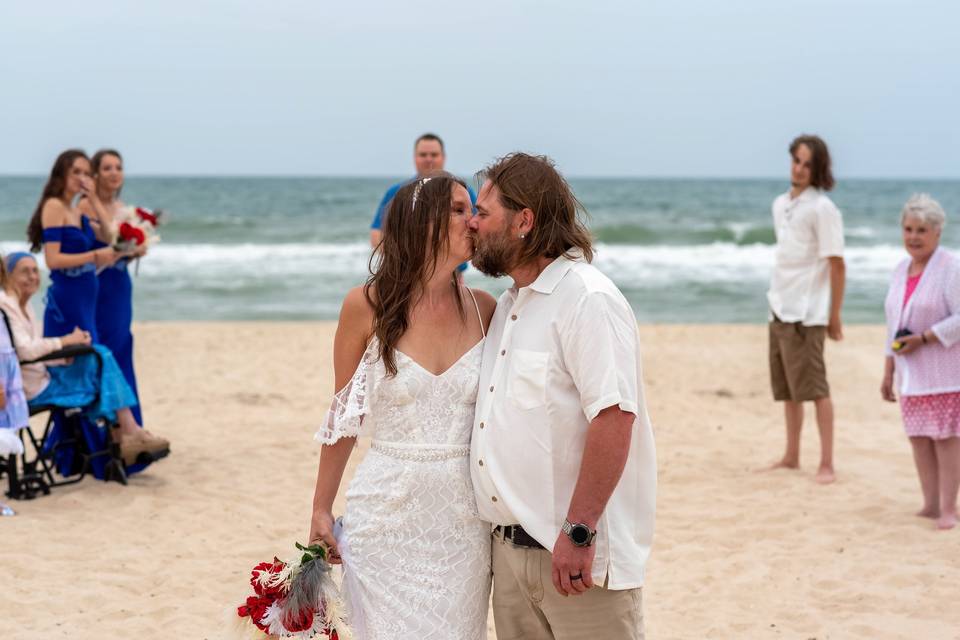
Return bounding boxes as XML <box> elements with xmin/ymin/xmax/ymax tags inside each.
<box><xmin>308</xmin><ymin>173</ymin><xmax>496</xmax><ymax>639</ymax></box>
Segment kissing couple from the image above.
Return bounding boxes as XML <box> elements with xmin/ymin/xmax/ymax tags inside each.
<box><xmin>308</xmin><ymin>152</ymin><xmax>657</xmax><ymax>639</ymax></box>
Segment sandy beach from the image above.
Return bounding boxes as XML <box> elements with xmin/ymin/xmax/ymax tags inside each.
<box><xmin>2</xmin><ymin>322</ymin><xmax>959</xmax><ymax>639</ymax></box>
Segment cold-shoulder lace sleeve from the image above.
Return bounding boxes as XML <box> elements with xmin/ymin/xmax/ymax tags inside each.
<box><xmin>315</xmin><ymin>343</ymin><xmax>375</xmax><ymax>445</ymax></box>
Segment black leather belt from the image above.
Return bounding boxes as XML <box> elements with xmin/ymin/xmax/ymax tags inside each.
<box><xmin>495</xmin><ymin>524</ymin><xmax>545</xmax><ymax>550</ymax></box>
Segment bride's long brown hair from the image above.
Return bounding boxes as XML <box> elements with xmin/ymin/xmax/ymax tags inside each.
<box><xmin>365</xmin><ymin>173</ymin><xmax>467</xmax><ymax>376</ymax></box>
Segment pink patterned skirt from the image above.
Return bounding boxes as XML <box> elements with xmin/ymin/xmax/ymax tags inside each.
<box><xmin>900</xmin><ymin>391</ymin><xmax>960</xmax><ymax>440</ymax></box>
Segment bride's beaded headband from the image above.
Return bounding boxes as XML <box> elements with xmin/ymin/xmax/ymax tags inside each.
<box><xmin>411</xmin><ymin>177</ymin><xmax>433</xmax><ymax>210</ymax></box>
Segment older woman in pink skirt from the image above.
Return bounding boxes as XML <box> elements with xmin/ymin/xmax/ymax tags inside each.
<box><xmin>882</xmin><ymin>194</ymin><xmax>960</xmax><ymax>530</ymax></box>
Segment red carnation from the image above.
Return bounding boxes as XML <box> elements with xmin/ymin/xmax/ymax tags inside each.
<box><xmin>119</xmin><ymin>222</ymin><xmax>146</xmax><ymax>245</ymax></box>
<box><xmin>135</xmin><ymin>207</ymin><xmax>159</xmax><ymax>226</ymax></box>
<box><xmin>250</xmin><ymin>559</ymin><xmax>288</xmax><ymax>597</ymax></box>
<box><xmin>283</xmin><ymin>607</ymin><xmax>315</xmax><ymax>633</ymax></box>
<box><xmin>238</xmin><ymin>594</ymin><xmax>274</xmax><ymax>632</ymax></box>
<box><xmin>249</xmin><ymin>561</ymin><xmax>272</xmax><ymax>595</ymax></box>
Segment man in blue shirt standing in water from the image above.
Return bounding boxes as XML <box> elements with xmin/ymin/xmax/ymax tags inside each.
<box><xmin>370</xmin><ymin>133</ymin><xmax>476</xmax><ymax>274</ymax></box>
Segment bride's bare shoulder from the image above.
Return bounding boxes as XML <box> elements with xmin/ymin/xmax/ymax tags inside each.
<box><xmin>337</xmin><ymin>285</ymin><xmax>375</xmax><ymax>338</ymax></box>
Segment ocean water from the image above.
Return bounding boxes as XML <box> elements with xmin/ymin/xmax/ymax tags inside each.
<box><xmin>1</xmin><ymin>176</ymin><xmax>957</xmax><ymax>322</ymax></box>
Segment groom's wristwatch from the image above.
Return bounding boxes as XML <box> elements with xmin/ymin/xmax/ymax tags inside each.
<box><xmin>562</xmin><ymin>518</ymin><xmax>597</xmax><ymax>547</ymax></box>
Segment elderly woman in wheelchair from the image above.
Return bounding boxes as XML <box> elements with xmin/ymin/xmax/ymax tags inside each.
<box><xmin>0</xmin><ymin>252</ymin><xmax>169</xmax><ymax>468</ymax></box>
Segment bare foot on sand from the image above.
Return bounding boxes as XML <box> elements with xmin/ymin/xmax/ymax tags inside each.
<box><xmin>758</xmin><ymin>459</ymin><xmax>799</xmax><ymax>473</ymax></box>
<box><xmin>814</xmin><ymin>466</ymin><xmax>836</xmax><ymax>484</ymax></box>
<box><xmin>916</xmin><ymin>507</ymin><xmax>940</xmax><ymax>519</ymax></box>
<box><xmin>937</xmin><ymin>513</ymin><xmax>957</xmax><ymax>530</ymax></box>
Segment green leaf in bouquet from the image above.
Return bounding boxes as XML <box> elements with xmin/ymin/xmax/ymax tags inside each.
<box><xmin>294</xmin><ymin>541</ymin><xmax>328</xmax><ymax>565</ymax></box>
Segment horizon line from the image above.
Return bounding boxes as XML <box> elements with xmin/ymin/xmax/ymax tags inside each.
<box><xmin>1</xmin><ymin>173</ymin><xmax>959</xmax><ymax>181</ymax></box>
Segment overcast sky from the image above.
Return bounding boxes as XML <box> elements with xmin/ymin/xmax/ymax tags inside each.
<box><xmin>2</xmin><ymin>1</ymin><xmax>958</xmax><ymax>177</ymax></box>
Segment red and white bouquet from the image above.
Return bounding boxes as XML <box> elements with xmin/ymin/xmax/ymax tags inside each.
<box><xmin>233</xmin><ymin>542</ymin><xmax>351</xmax><ymax>639</ymax></box>
<box><xmin>112</xmin><ymin>205</ymin><xmax>165</xmax><ymax>252</ymax></box>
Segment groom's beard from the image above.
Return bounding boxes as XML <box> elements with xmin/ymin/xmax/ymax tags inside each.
<box><xmin>471</xmin><ymin>226</ymin><xmax>519</xmax><ymax>278</ymax></box>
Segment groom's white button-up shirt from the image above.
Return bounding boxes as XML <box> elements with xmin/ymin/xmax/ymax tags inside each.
<box><xmin>470</xmin><ymin>252</ymin><xmax>657</xmax><ymax>590</ymax></box>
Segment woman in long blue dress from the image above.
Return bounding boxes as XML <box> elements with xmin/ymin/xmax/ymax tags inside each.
<box><xmin>26</xmin><ymin>150</ymin><xmax>117</xmax><ymax>341</ymax></box>
<box><xmin>81</xmin><ymin>149</ymin><xmax>143</xmax><ymax>424</ymax></box>
<box><xmin>25</xmin><ymin>150</ymin><xmax>168</xmax><ymax>475</ymax></box>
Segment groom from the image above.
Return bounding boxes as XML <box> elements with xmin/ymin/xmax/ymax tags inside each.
<box><xmin>468</xmin><ymin>153</ymin><xmax>657</xmax><ymax>639</ymax></box>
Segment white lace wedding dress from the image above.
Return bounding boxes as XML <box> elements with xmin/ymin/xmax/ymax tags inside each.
<box><xmin>316</xmin><ymin>325</ymin><xmax>491</xmax><ymax>639</ymax></box>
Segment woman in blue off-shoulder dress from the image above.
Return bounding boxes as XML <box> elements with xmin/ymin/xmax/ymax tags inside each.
<box><xmin>26</xmin><ymin>150</ymin><xmax>118</xmax><ymax>341</ymax></box>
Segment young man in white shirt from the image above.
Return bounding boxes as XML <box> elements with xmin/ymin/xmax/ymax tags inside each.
<box><xmin>766</xmin><ymin>135</ymin><xmax>846</xmax><ymax>484</ymax></box>
<box><xmin>468</xmin><ymin>153</ymin><xmax>656</xmax><ymax>639</ymax></box>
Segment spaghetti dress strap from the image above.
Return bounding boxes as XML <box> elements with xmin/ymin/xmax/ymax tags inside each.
<box><xmin>465</xmin><ymin>287</ymin><xmax>485</xmax><ymax>338</ymax></box>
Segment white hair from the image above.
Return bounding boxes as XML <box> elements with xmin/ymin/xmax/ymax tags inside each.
<box><xmin>900</xmin><ymin>193</ymin><xmax>947</xmax><ymax>230</ymax></box>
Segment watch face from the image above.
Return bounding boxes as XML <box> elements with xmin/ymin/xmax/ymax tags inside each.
<box><xmin>571</xmin><ymin>524</ymin><xmax>590</xmax><ymax>545</ymax></box>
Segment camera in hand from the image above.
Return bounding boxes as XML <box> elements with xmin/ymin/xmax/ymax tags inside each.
<box><xmin>892</xmin><ymin>328</ymin><xmax>913</xmax><ymax>352</ymax></box>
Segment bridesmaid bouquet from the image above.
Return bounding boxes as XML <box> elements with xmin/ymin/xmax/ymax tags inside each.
<box><xmin>112</xmin><ymin>206</ymin><xmax>164</xmax><ymax>252</ymax></box>
<box><xmin>233</xmin><ymin>542</ymin><xmax>352</xmax><ymax>639</ymax></box>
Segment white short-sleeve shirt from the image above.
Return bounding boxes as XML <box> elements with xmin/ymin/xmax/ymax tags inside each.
<box><xmin>766</xmin><ymin>187</ymin><xmax>845</xmax><ymax>326</ymax></box>
<box><xmin>470</xmin><ymin>252</ymin><xmax>657</xmax><ymax>590</ymax></box>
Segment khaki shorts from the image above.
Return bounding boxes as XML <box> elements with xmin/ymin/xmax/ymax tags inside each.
<box><xmin>769</xmin><ymin>317</ymin><xmax>830</xmax><ymax>402</ymax></box>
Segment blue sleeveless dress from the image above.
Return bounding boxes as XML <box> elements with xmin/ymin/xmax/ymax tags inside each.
<box><xmin>42</xmin><ymin>216</ymin><xmax>99</xmax><ymax>342</ymax></box>
<box><xmin>93</xmin><ymin>239</ymin><xmax>141</xmax><ymax>424</ymax></box>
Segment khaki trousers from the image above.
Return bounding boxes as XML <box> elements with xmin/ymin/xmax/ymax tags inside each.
<box><xmin>491</xmin><ymin>530</ymin><xmax>645</xmax><ymax>640</ymax></box>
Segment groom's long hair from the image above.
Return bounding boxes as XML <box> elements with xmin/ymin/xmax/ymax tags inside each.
<box><xmin>365</xmin><ymin>173</ymin><xmax>467</xmax><ymax>376</ymax></box>
<box><xmin>477</xmin><ymin>152</ymin><xmax>593</xmax><ymax>264</ymax></box>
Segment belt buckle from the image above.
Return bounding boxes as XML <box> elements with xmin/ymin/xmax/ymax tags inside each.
<box><xmin>495</xmin><ymin>525</ymin><xmax>515</xmax><ymax>546</ymax></box>
<box><xmin>505</xmin><ymin>525</ymin><xmax>535</xmax><ymax>549</ymax></box>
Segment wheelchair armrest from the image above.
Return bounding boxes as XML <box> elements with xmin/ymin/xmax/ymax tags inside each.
<box><xmin>20</xmin><ymin>344</ymin><xmax>98</xmax><ymax>365</ymax></box>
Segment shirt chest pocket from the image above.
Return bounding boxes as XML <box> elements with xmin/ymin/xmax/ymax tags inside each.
<box><xmin>776</xmin><ymin>219</ymin><xmax>815</xmax><ymax>264</ymax></box>
<box><xmin>506</xmin><ymin>349</ymin><xmax>549</xmax><ymax>410</ymax></box>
